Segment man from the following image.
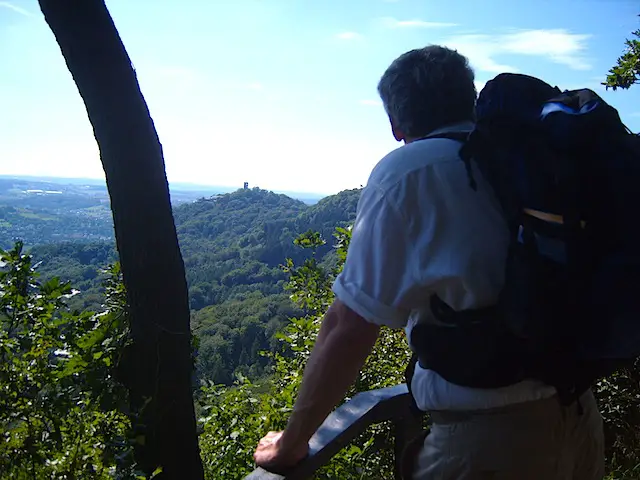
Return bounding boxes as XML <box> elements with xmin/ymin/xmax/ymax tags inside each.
<box><xmin>254</xmin><ymin>46</ymin><xmax>605</xmax><ymax>479</ymax></box>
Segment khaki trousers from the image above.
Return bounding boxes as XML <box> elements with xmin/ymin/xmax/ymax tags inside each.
<box><xmin>412</xmin><ymin>389</ymin><xmax>605</xmax><ymax>480</ymax></box>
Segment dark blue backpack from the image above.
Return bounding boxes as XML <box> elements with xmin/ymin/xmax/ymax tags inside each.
<box><xmin>410</xmin><ymin>73</ymin><xmax>640</xmax><ymax>405</ymax></box>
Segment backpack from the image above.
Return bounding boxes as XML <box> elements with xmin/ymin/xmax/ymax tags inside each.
<box><xmin>409</xmin><ymin>73</ymin><xmax>640</xmax><ymax>406</ymax></box>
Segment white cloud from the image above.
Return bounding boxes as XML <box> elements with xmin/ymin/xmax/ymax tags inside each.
<box><xmin>445</xmin><ymin>29</ymin><xmax>592</xmax><ymax>73</ymax></box>
<box><xmin>359</xmin><ymin>99</ymin><xmax>383</xmax><ymax>107</ymax></box>
<box><xmin>381</xmin><ymin>17</ymin><xmax>458</xmax><ymax>29</ymax></box>
<box><xmin>0</xmin><ymin>1</ymin><xmax>31</xmax><ymax>16</ymax></box>
<box><xmin>335</xmin><ymin>32</ymin><xmax>362</xmax><ymax>40</ymax></box>
<box><xmin>446</xmin><ymin>34</ymin><xmax>517</xmax><ymax>72</ymax></box>
<box><xmin>502</xmin><ymin>30</ymin><xmax>592</xmax><ymax>70</ymax></box>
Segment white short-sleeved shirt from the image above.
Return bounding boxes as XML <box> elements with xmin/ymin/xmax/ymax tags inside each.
<box><xmin>332</xmin><ymin>121</ymin><xmax>556</xmax><ymax>411</ymax></box>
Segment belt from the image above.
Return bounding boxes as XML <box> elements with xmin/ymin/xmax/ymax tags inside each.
<box><xmin>428</xmin><ymin>395</ymin><xmax>561</xmax><ymax>425</ymax></box>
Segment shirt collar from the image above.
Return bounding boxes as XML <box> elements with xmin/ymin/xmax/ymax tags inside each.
<box><xmin>426</xmin><ymin>121</ymin><xmax>475</xmax><ymax>137</ymax></box>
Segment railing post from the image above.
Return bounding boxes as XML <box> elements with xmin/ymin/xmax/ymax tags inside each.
<box><xmin>392</xmin><ymin>403</ymin><xmax>425</xmax><ymax>480</ymax></box>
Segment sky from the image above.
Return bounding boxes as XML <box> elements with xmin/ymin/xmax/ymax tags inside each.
<box><xmin>0</xmin><ymin>0</ymin><xmax>639</xmax><ymax>195</ymax></box>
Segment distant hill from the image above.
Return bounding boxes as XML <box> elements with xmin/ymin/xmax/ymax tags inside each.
<box><xmin>24</xmin><ymin>186</ymin><xmax>361</xmax><ymax>384</ymax></box>
<box><xmin>0</xmin><ymin>176</ymin><xmax>330</xmax><ymax>248</ymax></box>
<box><xmin>0</xmin><ymin>175</ymin><xmax>328</xmax><ymax>200</ymax></box>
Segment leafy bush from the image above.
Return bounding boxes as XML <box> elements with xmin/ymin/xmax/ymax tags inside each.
<box><xmin>0</xmin><ymin>242</ymin><xmax>138</xmax><ymax>479</ymax></box>
<box><xmin>596</xmin><ymin>360</ymin><xmax>640</xmax><ymax>479</ymax></box>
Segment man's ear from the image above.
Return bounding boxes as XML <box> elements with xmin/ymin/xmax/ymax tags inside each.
<box><xmin>390</xmin><ymin>120</ymin><xmax>405</xmax><ymax>143</ymax></box>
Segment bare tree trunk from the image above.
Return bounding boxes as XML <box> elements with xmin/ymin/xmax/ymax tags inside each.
<box><xmin>38</xmin><ymin>1</ymin><xmax>204</xmax><ymax>478</ymax></box>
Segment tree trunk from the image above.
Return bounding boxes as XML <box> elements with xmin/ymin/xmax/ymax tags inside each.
<box><xmin>38</xmin><ymin>1</ymin><xmax>204</xmax><ymax>478</ymax></box>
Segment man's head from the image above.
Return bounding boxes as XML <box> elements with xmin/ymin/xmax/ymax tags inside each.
<box><xmin>377</xmin><ymin>45</ymin><xmax>477</xmax><ymax>143</ymax></box>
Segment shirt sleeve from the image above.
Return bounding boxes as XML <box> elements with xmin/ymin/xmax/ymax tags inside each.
<box><xmin>332</xmin><ymin>184</ymin><xmax>422</xmax><ymax>329</ymax></box>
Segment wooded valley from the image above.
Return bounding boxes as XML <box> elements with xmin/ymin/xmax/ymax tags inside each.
<box><xmin>27</xmin><ymin>186</ymin><xmax>361</xmax><ymax>386</ymax></box>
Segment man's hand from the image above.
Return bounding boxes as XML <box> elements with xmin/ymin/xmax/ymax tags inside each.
<box><xmin>253</xmin><ymin>300</ymin><xmax>380</xmax><ymax>472</ymax></box>
<box><xmin>253</xmin><ymin>431</ymin><xmax>309</xmax><ymax>472</ymax></box>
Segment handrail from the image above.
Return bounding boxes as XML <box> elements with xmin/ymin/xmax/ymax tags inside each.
<box><xmin>244</xmin><ymin>384</ymin><xmax>424</xmax><ymax>480</ymax></box>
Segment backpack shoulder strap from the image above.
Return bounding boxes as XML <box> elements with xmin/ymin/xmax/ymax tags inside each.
<box><xmin>420</xmin><ymin>131</ymin><xmax>476</xmax><ymax>189</ymax></box>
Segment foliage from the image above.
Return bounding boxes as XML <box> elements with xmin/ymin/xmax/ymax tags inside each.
<box><xmin>599</xmin><ymin>16</ymin><xmax>640</xmax><ymax>477</ymax></box>
<box><xmin>595</xmin><ymin>360</ymin><xmax>640</xmax><ymax>478</ymax></box>
<box><xmin>0</xmin><ymin>242</ymin><xmax>138</xmax><ymax>479</ymax></box>
<box><xmin>604</xmin><ymin>17</ymin><xmax>640</xmax><ymax>91</ymax></box>
<box><xmin>191</xmin><ymin>291</ymin><xmax>301</xmax><ymax>385</ymax></box>
<box><xmin>176</xmin><ymin>188</ymin><xmax>359</xmax><ymax>310</ymax></box>
<box><xmin>198</xmin><ymin>227</ymin><xmax>412</xmax><ymax>479</ymax></box>
<box><xmin>30</xmin><ymin>188</ymin><xmax>361</xmax><ymax>387</ymax></box>
<box><xmin>30</xmin><ymin>241</ymin><xmax>118</xmax><ymax>312</ymax></box>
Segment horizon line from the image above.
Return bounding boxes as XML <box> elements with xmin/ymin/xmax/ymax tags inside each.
<box><xmin>0</xmin><ymin>173</ymin><xmax>338</xmax><ymax>198</ymax></box>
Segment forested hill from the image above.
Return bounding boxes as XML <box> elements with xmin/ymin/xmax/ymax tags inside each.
<box><xmin>177</xmin><ymin>187</ymin><xmax>361</xmax><ymax>307</ymax></box>
<box><xmin>29</xmin><ymin>187</ymin><xmax>361</xmax><ymax>384</ymax></box>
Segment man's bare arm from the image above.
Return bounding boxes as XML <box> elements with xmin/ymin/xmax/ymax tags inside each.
<box><xmin>278</xmin><ymin>298</ymin><xmax>381</xmax><ymax>451</ymax></box>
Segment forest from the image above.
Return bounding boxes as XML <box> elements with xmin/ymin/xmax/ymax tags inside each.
<box><xmin>27</xmin><ymin>187</ymin><xmax>361</xmax><ymax>386</ymax></box>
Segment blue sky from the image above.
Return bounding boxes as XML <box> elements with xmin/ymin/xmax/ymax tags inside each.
<box><xmin>0</xmin><ymin>0</ymin><xmax>639</xmax><ymax>194</ymax></box>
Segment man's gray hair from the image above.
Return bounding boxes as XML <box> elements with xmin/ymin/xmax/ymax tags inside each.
<box><xmin>377</xmin><ymin>45</ymin><xmax>477</xmax><ymax>138</ymax></box>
